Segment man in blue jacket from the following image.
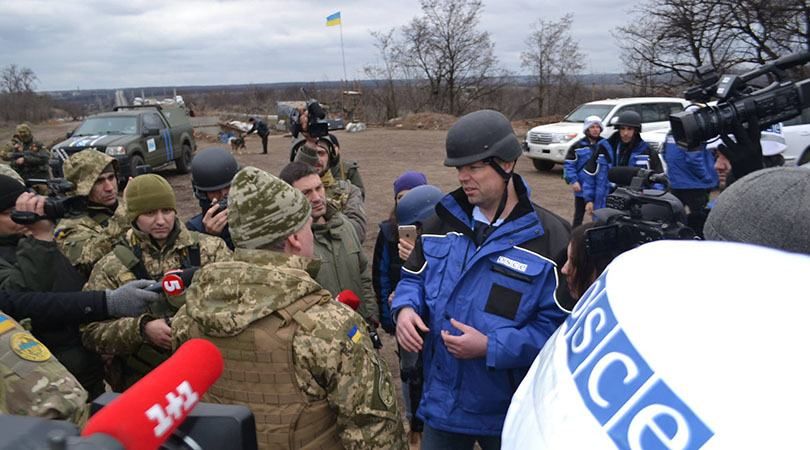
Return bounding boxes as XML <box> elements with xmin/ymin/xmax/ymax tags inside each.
<box><xmin>662</xmin><ymin>129</ymin><xmax>718</xmax><ymax>234</ymax></box>
<box><xmin>392</xmin><ymin>110</ymin><xmax>571</xmax><ymax>449</ymax></box>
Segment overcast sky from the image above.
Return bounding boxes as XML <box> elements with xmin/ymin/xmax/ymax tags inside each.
<box><xmin>0</xmin><ymin>0</ymin><xmax>636</xmax><ymax>91</ymax></box>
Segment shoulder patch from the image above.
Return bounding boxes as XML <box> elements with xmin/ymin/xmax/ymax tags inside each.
<box><xmin>0</xmin><ymin>315</ymin><xmax>15</xmax><ymax>335</ymax></box>
<box><xmin>347</xmin><ymin>324</ymin><xmax>363</xmax><ymax>344</ymax></box>
<box><xmin>10</xmin><ymin>332</ymin><xmax>51</xmax><ymax>362</ymax></box>
<box><xmin>54</xmin><ymin>228</ymin><xmax>67</xmax><ymax>240</ymax></box>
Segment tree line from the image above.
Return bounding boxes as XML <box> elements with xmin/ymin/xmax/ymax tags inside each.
<box><xmin>2</xmin><ymin>0</ymin><xmax>808</xmax><ymax>126</ymax></box>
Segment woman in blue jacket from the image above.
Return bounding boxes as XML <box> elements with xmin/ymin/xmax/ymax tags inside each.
<box><xmin>564</xmin><ymin>116</ymin><xmax>613</xmax><ymax>226</ymax></box>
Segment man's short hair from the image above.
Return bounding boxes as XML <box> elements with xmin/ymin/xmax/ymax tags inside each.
<box><xmin>279</xmin><ymin>162</ymin><xmax>318</xmax><ymax>186</ymax></box>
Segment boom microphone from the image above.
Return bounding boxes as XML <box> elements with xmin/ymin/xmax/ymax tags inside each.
<box><xmin>336</xmin><ymin>289</ymin><xmax>360</xmax><ymax>311</ymax></box>
<box><xmin>82</xmin><ymin>338</ymin><xmax>224</xmax><ymax>450</ymax></box>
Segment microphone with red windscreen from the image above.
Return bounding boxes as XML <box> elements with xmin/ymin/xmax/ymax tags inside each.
<box><xmin>336</xmin><ymin>289</ymin><xmax>360</xmax><ymax>311</ymax></box>
<box><xmin>81</xmin><ymin>338</ymin><xmax>224</xmax><ymax>450</ymax></box>
<box><xmin>145</xmin><ymin>268</ymin><xmax>198</xmax><ymax>295</ymax></box>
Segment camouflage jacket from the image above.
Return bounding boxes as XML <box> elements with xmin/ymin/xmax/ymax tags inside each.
<box><xmin>312</xmin><ymin>206</ymin><xmax>378</xmax><ymax>323</ymax></box>
<box><xmin>0</xmin><ymin>138</ymin><xmax>49</xmax><ymax>181</ymax></box>
<box><xmin>173</xmin><ymin>249</ymin><xmax>406</xmax><ymax>450</ymax></box>
<box><xmin>81</xmin><ymin>220</ymin><xmax>232</xmax><ymax>356</ymax></box>
<box><xmin>330</xmin><ymin>159</ymin><xmax>365</xmax><ymax>200</ymax></box>
<box><xmin>322</xmin><ymin>171</ymin><xmax>367</xmax><ymax>243</ymax></box>
<box><xmin>0</xmin><ymin>313</ymin><xmax>88</xmax><ymax>425</ymax></box>
<box><xmin>55</xmin><ymin>201</ymin><xmax>130</xmax><ymax>279</ymax></box>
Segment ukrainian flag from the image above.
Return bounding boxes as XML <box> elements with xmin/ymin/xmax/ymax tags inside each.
<box><xmin>326</xmin><ymin>11</ymin><xmax>341</xmax><ymax>27</ymax></box>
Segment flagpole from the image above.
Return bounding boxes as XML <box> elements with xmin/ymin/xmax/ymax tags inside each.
<box><xmin>339</xmin><ymin>20</ymin><xmax>348</xmax><ymax>83</ymax></box>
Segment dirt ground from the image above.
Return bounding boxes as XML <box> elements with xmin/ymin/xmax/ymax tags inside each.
<box><xmin>8</xmin><ymin>120</ymin><xmax>576</xmax><ymax>429</ymax></box>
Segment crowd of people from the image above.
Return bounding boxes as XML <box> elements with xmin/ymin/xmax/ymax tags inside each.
<box><xmin>0</xmin><ymin>101</ymin><xmax>807</xmax><ymax>450</ymax></box>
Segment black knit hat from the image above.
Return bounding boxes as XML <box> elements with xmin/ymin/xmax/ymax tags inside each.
<box><xmin>704</xmin><ymin>167</ymin><xmax>810</xmax><ymax>255</ymax></box>
<box><xmin>0</xmin><ymin>175</ymin><xmax>26</xmax><ymax>212</ymax></box>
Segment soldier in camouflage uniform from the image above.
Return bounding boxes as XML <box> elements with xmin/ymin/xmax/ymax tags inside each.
<box><xmin>0</xmin><ymin>312</ymin><xmax>88</xmax><ymax>425</ymax></box>
<box><xmin>0</xmin><ymin>164</ymin><xmax>24</xmax><ymax>184</ymax></box>
<box><xmin>280</xmin><ymin>162</ymin><xmax>378</xmax><ymax>325</ymax></box>
<box><xmin>294</xmin><ymin>143</ymin><xmax>367</xmax><ymax>242</ymax></box>
<box><xmin>82</xmin><ymin>174</ymin><xmax>231</xmax><ymax>391</ymax></box>
<box><xmin>321</xmin><ymin>134</ymin><xmax>365</xmax><ymax>199</ymax></box>
<box><xmin>54</xmin><ymin>150</ymin><xmax>131</xmax><ymax>279</ymax></box>
<box><xmin>172</xmin><ymin>166</ymin><xmax>406</xmax><ymax>450</ymax></box>
<box><xmin>0</xmin><ymin>124</ymin><xmax>49</xmax><ymax>184</ymax></box>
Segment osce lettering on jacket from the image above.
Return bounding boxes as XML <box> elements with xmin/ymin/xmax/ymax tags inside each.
<box><xmin>495</xmin><ymin>256</ymin><xmax>528</xmax><ymax>273</ymax></box>
<box><xmin>561</xmin><ymin>272</ymin><xmax>714</xmax><ymax>449</ymax></box>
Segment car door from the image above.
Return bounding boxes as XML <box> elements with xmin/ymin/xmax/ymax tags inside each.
<box><xmin>141</xmin><ymin>112</ymin><xmax>170</xmax><ymax>166</ymax></box>
<box><xmin>640</xmin><ymin>102</ymin><xmax>685</xmax><ymax>132</ymax></box>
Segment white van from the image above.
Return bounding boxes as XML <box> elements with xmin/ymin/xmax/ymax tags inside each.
<box><xmin>522</xmin><ymin>97</ymin><xmax>690</xmax><ymax>171</ymax></box>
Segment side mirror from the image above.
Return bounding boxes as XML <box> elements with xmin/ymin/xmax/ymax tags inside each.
<box><xmin>608</xmin><ymin>116</ymin><xmax>618</xmax><ymax>126</ymax></box>
<box><xmin>143</xmin><ymin>127</ymin><xmax>160</xmax><ymax>136</ymax></box>
<box><xmin>66</xmin><ymin>130</ymin><xmax>74</xmax><ymax>139</ymax></box>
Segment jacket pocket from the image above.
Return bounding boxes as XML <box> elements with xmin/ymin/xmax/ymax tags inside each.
<box><xmin>458</xmin><ymin>361</ymin><xmax>513</xmax><ymax>414</ymax></box>
<box><xmin>421</xmin><ymin>238</ymin><xmax>452</xmax><ymax>301</ymax></box>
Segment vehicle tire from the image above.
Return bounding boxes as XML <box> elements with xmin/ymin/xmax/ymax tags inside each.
<box><xmin>129</xmin><ymin>154</ymin><xmax>145</xmax><ymax>177</ymax></box>
<box><xmin>531</xmin><ymin>159</ymin><xmax>555</xmax><ymax>171</ymax></box>
<box><xmin>798</xmin><ymin>148</ymin><xmax>810</xmax><ymax>167</ymax></box>
<box><xmin>175</xmin><ymin>143</ymin><xmax>193</xmax><ymax>174</ymax></box>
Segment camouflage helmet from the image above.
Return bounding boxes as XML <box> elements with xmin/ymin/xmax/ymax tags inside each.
<box><xmin>228</xmin><ymin>167</ymin><xmax>312</xmax><ymax>248</ymax></box>
<box><xmin>15</xmin><ymin>124</ymin><xmax>32</xmax><ymax>143</ymax></box>
<box><xmin>63</xmin><ymin>150</ymin><xmax>118</xmax><ymax>196</ymax></box>
<box><xmin>228</xmin><ymin>166</ymin><xmax>311</xmax><ymax>249</ymax></box>
<box><xmin>0</xmin><ymin>164</ymin><xmax>24</xmax><ymax>185</ymax></box>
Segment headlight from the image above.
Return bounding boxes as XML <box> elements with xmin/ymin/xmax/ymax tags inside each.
<box><xmin>551</xmin><ymin>133</ymin><xmax>578</xmax><ymax>143</ymax></box>
<box><xmin>105</xmin><ymin>146</ymin><xmax>126</xmax><ymax>156</ymax></box>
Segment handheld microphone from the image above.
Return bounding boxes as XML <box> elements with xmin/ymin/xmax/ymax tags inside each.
<box><xmin>145</xmin><ymin>268</ymin><xmax>198</xmax><ymax>294</ymax></box>
<box><xmin>82</xmin><ymin>338</ymin><xmax>224</xmax><ymax>450</ymax></box>
<box><xmin>335</xmin><ymin>289</ymin><xmax>360</xmax><ymax>311</ymax></box>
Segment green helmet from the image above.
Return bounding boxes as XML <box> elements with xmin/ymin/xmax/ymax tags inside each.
<box><xmin>64</xmin><ymin>150</ymin><xmax>118</xmax><ymax>197</ymax></box>
<box><xmin>15</xmin><ymin>124</ymin><xmax>32</xmax><ymax>143</ymax></box>
<box><xmin>444</xmin><ymin>110</ymin><xmax>521</xmax><ymax>167</ymax></box>
<box><xmin>228</xmin><ymin>166</ymin><xmax>311</xmax><ymax>249</ymax></box>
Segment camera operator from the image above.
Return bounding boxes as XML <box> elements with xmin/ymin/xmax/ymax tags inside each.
<box><xmin>1</xmin><ymin>178</ymin><xmax>109</xmax><ymax>399</ymax></box>
<box><xmin>320</xmin><ymin>133</ymin><xmax>366</xmax><ymax>198</ymax></box>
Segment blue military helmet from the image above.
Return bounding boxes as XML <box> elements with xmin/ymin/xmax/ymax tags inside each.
<box><xmin>396</xmin><ymin>185</ymin><xmax>444</xmax><ymax>225</ymax></box>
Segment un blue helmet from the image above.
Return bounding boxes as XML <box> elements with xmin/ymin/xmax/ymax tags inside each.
<box><xmin>396</xmin><ymin>185</ymin><xmax>444</xmax><ymax>225</ymax></box>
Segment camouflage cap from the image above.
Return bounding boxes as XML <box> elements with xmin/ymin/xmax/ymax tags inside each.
<box><xmin>15</xmin><ymin>124</ymin><xmax>32</xmax><ymax>141</ymax></box>
<box><xmin>228</xmin><ymin>166</ymin><xmax>311</xmax><ymax>249</ymax></box>
<box><xmin>125</xmin><ymin>174</ymin><xmax>176</xmax><ymax>221</ymax></box>
<box><xmin>64</xmin><ymin>150</ymin><xmax>117</xmax><ymax>196</ymax></box>
<box><xmin>0</xmin><ymin>164</ymin><xmax>24</xmax><ymax>184</ymax></box>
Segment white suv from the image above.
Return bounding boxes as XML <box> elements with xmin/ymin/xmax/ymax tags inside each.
<box><xmin>522</xmin><ymin>97</ymin><xmax>689</xmax><ymax>171</ymax></box>
<box><xmin>782</xmin><ymin>107</ymin><xmax>810</xmax><ymax>166</ymax></box>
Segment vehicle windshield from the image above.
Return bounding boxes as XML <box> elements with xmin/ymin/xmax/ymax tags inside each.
<box><xmin>73</xmin><ymin>116</ymin><xmax>139</xmax><ymax>136</ymax></box>
<box><xmin>563</xmin><ymin>104</ymin><xmax>614</xmax><ymax>122</ymax></box>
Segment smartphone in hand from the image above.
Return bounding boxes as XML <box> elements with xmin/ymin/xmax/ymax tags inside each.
<box><xmin>398</xmin><ymin>225</ymin><xmax>417</xmax><ymax>245</ymax></box>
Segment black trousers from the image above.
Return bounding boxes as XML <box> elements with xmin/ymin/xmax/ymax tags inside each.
<box><xmin>259</xmin><ymin>133</ymin><xmax>268</xmax><ymax>154</ymax></box>
<box><xmin>573</xmin><ymin>196</ymin><xmax>586</xmax><ymax>227</ymax></box>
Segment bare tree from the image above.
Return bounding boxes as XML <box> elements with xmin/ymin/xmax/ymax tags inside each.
<box><xmin>614</xmin><ymin>0</ymin><xmax>743</xmax><ymax>89</ymax></box>
<box><xmin>394</xmin><ymin>0</ymin><xmax>507</xmax><ymax>115</ymax></box>
<box><xmin>521</xmin><ymin>14</ymin><xmax>584</xmax><ymax>117</ymax></box>
<box><xmin>364</xmin><ymin>30</ymin><xmax>402</xmax><ymax>120</ymax></box>
<box><xmin>0</xmin><ymin>64</ymin><xmax>38</xmax><ymax>94</ymax></box>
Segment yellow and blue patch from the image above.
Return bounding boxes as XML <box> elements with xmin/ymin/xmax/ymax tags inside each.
<box><xmin>11</xmin><ymin>332</ymin><xmax>51</xmax><ymax>362</ymax></box>
<box><xmin>347</xmin><ymin>325</ymin><xmax>363</xmax><ymax>344</ymax></box>
<box><xmin>0</xmin><ymin>314</ymin><xmax>15</xmax><ymax>335</ymax></box>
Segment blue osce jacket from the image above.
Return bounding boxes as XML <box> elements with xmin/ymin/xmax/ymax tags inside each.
<box><xmin>662</xmin><ymin>133</ymin><xmax>718</xmax><ymax>190</ymax></box>
<box><xmin>581</xmin><ymin>153</ymin><xmax>612</xmax><ymax>210</ymax></box>
<box><xmin>563</xmin><ymin>137</ymin><xmax>614</xmax><ymax>198</ymax></box>
<box><xmin>391</xmin><ymin>175</ymin><xmax>570</xmax><ymax>436</ymax></box>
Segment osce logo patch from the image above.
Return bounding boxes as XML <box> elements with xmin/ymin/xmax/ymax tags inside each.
<box><xmin>562</xmin><ymin>274</ymin><xmax>713</xmax><ymax>449</ymax></box>
<box><xmin>495</xmin><ymin>256</ymin><xmax>527</xmax><ymax>273</ymax></box>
